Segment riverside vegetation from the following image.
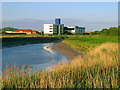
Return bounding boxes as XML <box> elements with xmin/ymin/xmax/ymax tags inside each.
<box><xmin>2</xmin><ymin>42</ymin><xmax>118</xmax><ymax>88</ymax></box>
<box><xmin>1</xmin><ymin>26</ymin><xmax>119</xmax><ymax>88</ymax></box>
<box><xmin>2</xmin><ymin>35</ymin><xmax>67</xmax><ymax>48</ymax></box>
<box><xmin>62</xmin><ymin>36</ymin><xmax>118</xmax><ymax>55</ymax></box>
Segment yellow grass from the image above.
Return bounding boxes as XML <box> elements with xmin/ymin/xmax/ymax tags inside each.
<box><xmin>2</xmin><ymin>42</ymin><xmax>118</xmax><ymax>88</ymax></box>
<box><xmin>52</xmin><ymin>42</ymin><xmax>118</xmax><ymax>69</ymax></box>
<box><xmin>0</xmin><ymin>71</ymin><xmax>2</xmax><ymax>89</ymax></box>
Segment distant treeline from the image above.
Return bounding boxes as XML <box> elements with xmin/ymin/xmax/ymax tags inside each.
<box><xmin>0</xmin><ymin>26</ymin><xmax>119</xmax><ymax>36</ymax></box>
<box><xmin>91</xmin><ymin>26</ymin><xmax>119</xmax><ymax>36</ymax></box>
<box><xmin>0</xmin><ymin>27</ymin><xmax>18</xmax><ymax>34</ymax></box>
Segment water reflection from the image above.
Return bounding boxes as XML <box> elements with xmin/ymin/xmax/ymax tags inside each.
<box><xmin>2</xmin><ymin>43</ymin><xmax>67</xmax><ymax>72</ymax></box>
<box><xmin>43</xmin><ymin>43</ymin><xmax>55</xmax><ymax>55</ymax></box>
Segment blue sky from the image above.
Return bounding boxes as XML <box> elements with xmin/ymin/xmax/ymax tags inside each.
<box><xmin>2</xmin><ymin>2</ymin><xmax>118</xmax><ymax>31</ymax></box>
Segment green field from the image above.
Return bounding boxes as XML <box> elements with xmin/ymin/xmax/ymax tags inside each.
<box><xmin>2</xmin><ymin>35</ymin><xmax>118</xmax><ymax>88</ymax></box>
<box><xmin>63</xmin><ymin>36</ymin><xmax>118</xmax><ymax>54</ymax></box>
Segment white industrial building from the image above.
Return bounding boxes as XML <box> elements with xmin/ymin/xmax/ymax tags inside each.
<box><xmin>44</xmin><ymin>18</ymin><xmax>85</xmax><ymax>34</ymax></box>
<box><xmin>44</xmin><ymin>24</ymin><xmax>64</xmax><ymax>34</ymax></box>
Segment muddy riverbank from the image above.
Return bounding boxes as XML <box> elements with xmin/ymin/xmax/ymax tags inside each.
<box><xmin>52</xmin><ymin>42</ymin><xmax>81</xmax><ymax>60</ymax></box>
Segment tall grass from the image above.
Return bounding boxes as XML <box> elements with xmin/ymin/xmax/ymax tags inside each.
<box><xmin>0</xmin><ymin>71</ymin><xmax>2</xmax><ymax>89</ymax></box>
<box><xmin>2</xmin><ymin>42</ymin><xmax>118</xmax><ymax>88</ymax></box>
<box><xmin>62</xmin><ymin>36</ymin><xmax>118</xmax><ymax>54</ymax></box>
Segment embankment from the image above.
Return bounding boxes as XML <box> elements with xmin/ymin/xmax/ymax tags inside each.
<box><xmin>2</xmin><ymin>36</ymin><xmax>66</xmax><ymax>48</ymax></box>
<box><xmin>52</xmin><ymin>42</ymin><xmax>80</xmax><ymax>60</ymax></box>
<box><xmin>52</xmin><ymin>36</ymin><xmax>118</xmax><ymax>60</ymax></box>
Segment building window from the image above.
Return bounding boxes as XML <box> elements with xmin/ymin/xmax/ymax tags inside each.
<box><xmin>49</xmin><ymin>25</ymin><xmax>53</xmax><ymax>27</ymax></box>
<box><xmin>49</xmin><ymin>28</ymin><xmax>53</xmax><ymax>30</ymax></box>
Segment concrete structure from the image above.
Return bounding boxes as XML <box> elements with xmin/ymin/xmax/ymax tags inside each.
<box><xmin>44</xmin><ymin>18</ymin><xmax>85</xmax><ymax>35</ymax></box>
<box><xmin>44</xmin><ymin>24</ymin><xmax>64</xmax><ymax>34</ymax></box>
<box><xmin>55</xmin><ymin>18</ymin><xmax>61</xmax><ymax>35</ymax></box>
<box><xmin>75</xmin><ymin>26</ymin><xmax>85</xmax><ymax>34</ymax></box>
<box><xmin>64</xmin><ymin>26</ymin><xmax>85</xmax><ymax>34</ymax></box>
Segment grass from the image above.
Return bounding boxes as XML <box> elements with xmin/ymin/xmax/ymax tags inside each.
<box><xmin>62</xmin><ymin>35</ymin><xmax>118</xmax><ymax>54</ymax></box>
<box><xmin>2</xmin><ymin>42</ymin><xmax>118</xmax><ymax>88</ymax></box>
<box><xmin>1</xmin><ymin>34</ymin><xmax>45</xmax><ymax>38</ymax></box>
<box><xmin>1</xmin><ymin>34</ymin><xmax>95</xmax><ymax>39</ymax></box>
<box><xmin>2</xmin><ymin>34</ymin><xmax>118</xmax><ymax>88</ymax></box>
<box><xmin>2</xmin><ymin>34</ymin><xmax>90</xmax><ymax>48</ymax></box>
<box><xmin>0</xmin><ymin>71</ymin><xmax>2</xmax><ymax>89</ymax></box>
<box><xmin>2</xmin><ymin>35</ymin><xmax>68</xmax><ymax>48</ymax></box>
<box><xmin>1</xmin><ymin>34</ymin><xmax>82</xmax><ymax>38</ymax></box>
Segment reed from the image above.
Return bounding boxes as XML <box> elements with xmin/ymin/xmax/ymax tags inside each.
<box><xmin>0</xmin><ymin>71</ymin><xmax>2</xmax><ymax>89</ymax></box>
<box><xmin>2</xmin><ymin>42</ymin><xmax>118</xmax><ymax>88</ymax></box>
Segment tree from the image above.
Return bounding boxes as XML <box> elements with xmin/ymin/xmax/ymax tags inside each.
<box><xmin>1</xmin><ymin>27</ymin><xmax>18</xmax><ymax>34</ymax></box>
<box><xmin>91</xmin><ymin>26</ymin><xmax>118</xmax><ymax>36</ymax></box>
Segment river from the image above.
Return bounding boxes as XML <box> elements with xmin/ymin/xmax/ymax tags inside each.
<box><xmin>2</xmin><ymin>43</ymin><xmax>67</xmax><ymax>72</ymax></box>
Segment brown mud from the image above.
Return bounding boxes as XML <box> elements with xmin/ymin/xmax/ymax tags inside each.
<box><xmin>52</xmin><ymin>42</ymin><xmax>81</xmax><ymax>60</ymax></box>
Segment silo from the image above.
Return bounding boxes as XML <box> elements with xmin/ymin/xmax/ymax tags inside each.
<box><xmin>55</xmin><ymin>18</ymin><xmax>61</xmax><ymax>25</ymax></box>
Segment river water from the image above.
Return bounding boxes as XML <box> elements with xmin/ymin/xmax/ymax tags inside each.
<box><xmin>2</xmin><ymin>43</ymin><xmax>67</xmax><ymax>72</ymax></box>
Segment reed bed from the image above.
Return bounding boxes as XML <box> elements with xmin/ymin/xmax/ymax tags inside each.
<box><xmin>0</xmin><ymin>71</ymin><xmax>2</xmax><ymax>89</ymax></box>
<box><xmin>2</xmin><ymin>42</ymin><xmax>118</xmax><ymax>88</ymax></box>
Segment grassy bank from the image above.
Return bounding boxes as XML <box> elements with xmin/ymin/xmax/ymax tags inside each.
<box><xmin>1</xmin><ymin>34</ymin><xmax>84</xmax><ymax>38</ymax></box>
<box><xmin>2</xmin><ymin>34</ymin><xmax>89</xmax><ymax>48</ymax></box>
<box><xmin>2</xmin><ymin>42</ymin><xmax>118</xmax><ymax>88</ymax></box>
<box><xmin>2</xmin><ymin>35</ymin><xmax>67</xmax><ymax>48</ymax></box>
<box><xmin>62</xmin><ymin>36</ymin><xmax>118</xmax><ymax>54</ymax></box>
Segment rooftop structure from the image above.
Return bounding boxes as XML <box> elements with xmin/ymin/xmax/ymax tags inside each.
<box><xmin>5</xmin><ymin>29</ymin><xmax>39</xmax><ymax>34</ymax></box>
<box><xmin>55</xmin><ymin>18</ymin><xmax>61</xmax><ymax>25</ymax></box>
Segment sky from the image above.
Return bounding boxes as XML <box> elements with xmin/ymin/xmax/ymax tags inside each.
<box><xmin>2</xmin><ymin>2</ymin><xmax>118</xmax><ymax>31</ymax></box>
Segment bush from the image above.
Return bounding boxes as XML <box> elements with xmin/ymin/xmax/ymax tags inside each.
<box><xmin>92</xmin><ymin>26</ymin><xmax>118</xmax><ymax>36</ymax></box>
